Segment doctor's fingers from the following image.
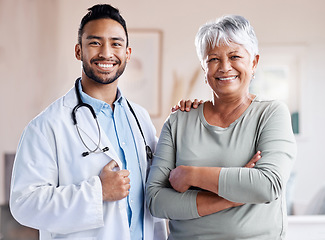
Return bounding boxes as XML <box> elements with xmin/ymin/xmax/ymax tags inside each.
<box><xmin>115</xmin><ymin>171</ymin><xmax>130</xmax><ymax>186</ymax></box>
<box><xmin>105</xmin><ymin>160</ymin><xmax>119</xmax><ymax>171</ymax></box>
<box><xmin>192</xmin><ymin>99</ymin><xmax>204</xmax><ymax>109</ymax></box>
<box><xmin>118</xmin><ymin>180</ymin><xmax>131</xmax><ymax>198</ymax></box>
<box><xmin>118</xmin><ymin>169</ymin><xmax>130</xmax><ymax>177</ymax></box>
<box><xmin>123</xmin><ymin>176</ymin><xmax>130</xmax><ymax>184</ymax></box>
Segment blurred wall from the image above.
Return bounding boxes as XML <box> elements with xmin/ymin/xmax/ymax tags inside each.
<box><xmin>1</xmin><ymin>0</ymin><xmax>325</xmax><ymax>214</ymax></box>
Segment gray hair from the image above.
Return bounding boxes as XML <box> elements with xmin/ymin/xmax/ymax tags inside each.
<box><xmin>195</xmin><ymin>15</ymin><xmax>258</xmax><ymax>65</ymax></box>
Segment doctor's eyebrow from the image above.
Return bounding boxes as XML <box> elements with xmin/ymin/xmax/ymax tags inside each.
<box><xmin>86</xmin><ymin>35</ymin><xmax>125</xmax><ymax>42</ymax></box>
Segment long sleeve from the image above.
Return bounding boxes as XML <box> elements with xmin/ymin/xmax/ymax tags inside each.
<box><xmin>218</xmin><ymin>101</ymin><xmax>297</xmax><ymax>203</ymax></box>
<box><xmin>10</xmin><ymin>122</ymin><xmax>104</xmax><ymax>234</ymax></box>
<box><xmin>145</xmin><ymin>116</ymin><xmax>200</xmax><ymax>220</ymax></box>
<box><xmin>145</xmin><ymin>100</ymin><xmax>296</xmax><ymax>239</ymax></box>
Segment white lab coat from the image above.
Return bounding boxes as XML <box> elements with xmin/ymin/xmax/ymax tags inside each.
<box><xmin>10</xmin><ymin>85</ymin><xmax>167</xmax><ymax>240</ymax></box>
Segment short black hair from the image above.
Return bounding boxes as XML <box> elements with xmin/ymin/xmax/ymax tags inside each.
<box><xmin>78</xmin><ymin>4</ymin><xmax>129</xmax><ymax>46</ymax></box>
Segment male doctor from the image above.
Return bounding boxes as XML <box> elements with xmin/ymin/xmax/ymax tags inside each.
<box><xmin>10</xmin><ymin>4</ymin><xmax>180</xmax><ymax>240</ymax></box>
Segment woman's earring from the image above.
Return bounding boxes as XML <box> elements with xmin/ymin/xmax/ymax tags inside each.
<box><xmin>252</xmin><ymin>73</ymin><xmax>255</xmax><ymax>80</ymax></box>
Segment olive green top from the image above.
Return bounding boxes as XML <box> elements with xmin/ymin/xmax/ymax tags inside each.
<box><xmin>146</xmin><ymin>97</ymin><xmax>296</xmax><ymax>240</ymax></box>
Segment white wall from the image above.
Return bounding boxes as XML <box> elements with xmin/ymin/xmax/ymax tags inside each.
<box><xmin>1</xmin><ymin>0</ymin><xmax>325</xmax><ymax>213</ymax></box>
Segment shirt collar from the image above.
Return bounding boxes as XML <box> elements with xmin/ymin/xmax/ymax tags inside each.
<box><xmin>77</xmin><ymin>79</ymin><xmax>124</xmax><ymax>115</ymax></box>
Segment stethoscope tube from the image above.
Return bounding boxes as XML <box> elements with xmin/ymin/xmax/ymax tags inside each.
<box><xmin>72</xmin><ymin>79</ymin><xmax>109</xmax><ymax>157</ymax></box>
<box><xmin>125</xmin><ymin>99</ymin><xmax>153</xmax><ymax>160</ymax></box>
<box><xmin>72</xmin><ymin>79</ymin><xmax>152</xmax><ymax>160</ymax></box>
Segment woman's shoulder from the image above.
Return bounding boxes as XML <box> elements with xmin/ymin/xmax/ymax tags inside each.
<box><xmin>251</xmin><ymin>96</ymin><xmax>291</xmax><ymax>118</ymax></box>
<box><xmin>167</xmin><ymin>103</ymin><xmax>203</xmax><ymax>125</ymax></box>
<box><xmin>253</xmin><ymin>96</ymin><xmax>288</xmax><ymax>110</ymax></box>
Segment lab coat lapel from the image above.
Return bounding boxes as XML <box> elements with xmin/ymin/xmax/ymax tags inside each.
<box><xmin>99</xmin><ymin>128</ymin><xmax>123</xmax><ymax>168</ymax></box>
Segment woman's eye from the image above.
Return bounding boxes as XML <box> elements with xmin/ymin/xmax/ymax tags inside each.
<box><xmin>208</xmin><ymin>58</ymin><xmax>218</xmax><ymax>62</ymax></box>
<box><xmin>231</xmin><ymin>55</ymin><xmax>240</xmax><ymax>59</ymax></box>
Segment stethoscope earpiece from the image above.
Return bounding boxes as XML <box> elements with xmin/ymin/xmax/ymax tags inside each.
<box><xmin>82</xmin><ymin>151</ymin><xmax>90</xmax><ymax>157</ymax></box>
<box><xmin>102</xmin><ymin>147</ymin><xmax>109</xmax><ymax>152</ymax></box>
<box><xmin>82</xmin><ymin>147</ymin><xmax>109</xmax><ymax>157</ymax></box>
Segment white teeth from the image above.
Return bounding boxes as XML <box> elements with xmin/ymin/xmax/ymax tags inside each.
<box><xmin>218</xmin><ymin>76</ymin><xmax>237</xmax><ymax>81</ymax></box>
<box><xmin>98</xmin><ymin>63</ymin><xmax>113</xmax><ymax>68</ymax></box>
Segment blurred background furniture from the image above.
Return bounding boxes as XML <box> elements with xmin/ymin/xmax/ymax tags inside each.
<box><xmin>286</xmin><ymin>215</ymin><xmax>325</xmax><ymax>240</ymax></box>
<box><xmin>304</xmin><ymin>186</ymin><xmax>325</xmax><ymax>215</ymax></box>
<box><xmin>0</xmin><ymin>153</ymin><xmax>38</xmax><ymax>240</ymax></box>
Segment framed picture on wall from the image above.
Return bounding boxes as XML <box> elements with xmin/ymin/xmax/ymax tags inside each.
<box><xmin>118</xmin><ymin>29</ymin><xmax>163</xmax><ymax>118</ymax></box>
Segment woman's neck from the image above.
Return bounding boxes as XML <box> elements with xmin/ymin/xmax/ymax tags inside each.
<box><xmin>204</xmin><ymin>93</ymin><xmax>255</xmax><ymax>127</ymax></box>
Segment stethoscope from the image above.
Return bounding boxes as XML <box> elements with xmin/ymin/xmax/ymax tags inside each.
<box><xmin>71</xmin><ymin>79</ymin><xmax>153</xmax><ymax>160</ymax></box>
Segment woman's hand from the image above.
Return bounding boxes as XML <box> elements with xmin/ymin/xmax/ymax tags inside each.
<box><xmin>244</xmin><ymin>151</ymin><xmax>261</xmax><ymax>168</ymax></box>
<box><xmin>196</xmin><ymin>151</ymin><xmax>262</xmax><ymax>216</ymax></box>
<box><xmin>171</xmin><ymin>99</ymin><xmax>204</xmax><ymax>112</ymax></box>
<box><xmin>169</xmin><ymin>165</ymin><xmax>192</xmax><ymax>192</ymax></box>
<box><xmin>169</xmin><ymin>151</ymin><xmax>261</xmax><ymax>193</ymax></box>
<box><xmin>197</xmin><ymin>191</ymin><xmax>241</xmax><ymax>216</ymax></box>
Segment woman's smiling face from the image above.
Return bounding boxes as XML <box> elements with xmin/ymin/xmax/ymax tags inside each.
<box><xmin>204</xmin><ymin>42</ymin><xmax>259</xmax><ymax>99</ymax></box>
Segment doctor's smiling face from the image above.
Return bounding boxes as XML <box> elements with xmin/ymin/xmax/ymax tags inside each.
<box><xmin>75</xmin><ymin>18</ymin><xmax>131</xmax><ymax>85</ymax></box>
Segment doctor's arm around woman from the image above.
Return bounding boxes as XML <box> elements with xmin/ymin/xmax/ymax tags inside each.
<box><xmin>145</xmin><ymin>14</ymin><xmax>296</xmax><ymax>240</ymax></box>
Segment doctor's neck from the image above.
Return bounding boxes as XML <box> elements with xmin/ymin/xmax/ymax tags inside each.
<box><xmin>81</xmin><ymin>78</ymin><xmax>119</xmax><ymax>110</ymax></box>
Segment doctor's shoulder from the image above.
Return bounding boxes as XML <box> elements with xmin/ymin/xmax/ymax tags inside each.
<box><xmin>25</xmin><ymin>94</ymin><xmax>71</xmax><ymax>133</ymax></box>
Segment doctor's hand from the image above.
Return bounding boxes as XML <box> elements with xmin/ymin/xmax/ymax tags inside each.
<box><xmin>171</xmin><ymin>99</ymin><xmax>203</xmax><ymax>112</ymax></box>
<box><xmin>99</xmin><ymin>160</ymin><xmax>130</xmax><ymax>201</ymax></box>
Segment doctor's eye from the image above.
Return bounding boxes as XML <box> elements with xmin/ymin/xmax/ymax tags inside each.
<box><xmin>112</xmin><ymin>42</ymin><xmax>123</xmax><ymax>48</ymax></box>
<box><xmin>89</xmin><ymin>41</ymin><xmax>100</xmax><ymax>46</ymax></box>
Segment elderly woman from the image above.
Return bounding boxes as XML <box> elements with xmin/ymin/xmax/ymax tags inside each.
<box><xmin>145</xmin><ymin>15</ymin><xmax>296</xmax><ymax>240</ymax></box>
